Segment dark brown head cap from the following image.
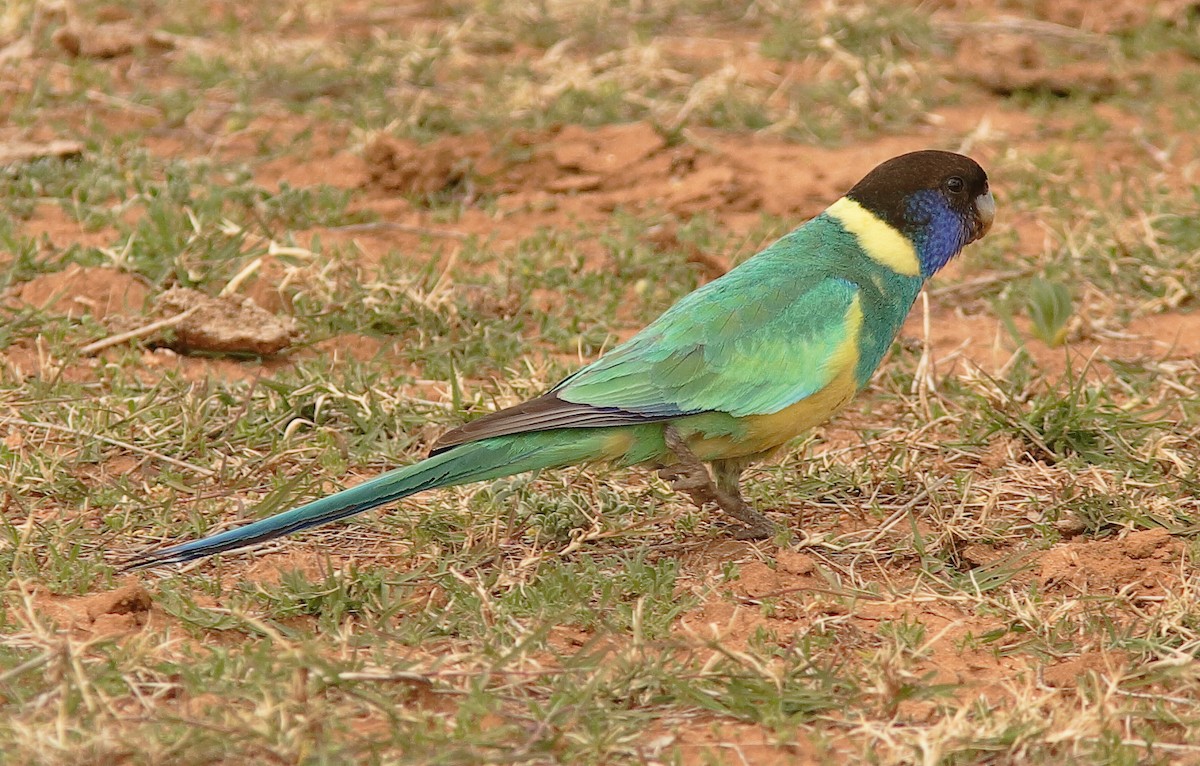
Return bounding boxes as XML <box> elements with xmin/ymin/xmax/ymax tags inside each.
<box><xmin>847</xmin><ymin>150</ymin><xmax>990</xmax><ymax>239</ymax></box>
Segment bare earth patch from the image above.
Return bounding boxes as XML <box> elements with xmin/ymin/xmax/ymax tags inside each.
<box><xmin>4</xmin><ymin>0</ymin><xmax>1200</xmax><ymax>762</ymax></box>
<box><xmin>11</xmin><ymin>264</ymin><xmax>149</xmax><ymax>318</ymax></box>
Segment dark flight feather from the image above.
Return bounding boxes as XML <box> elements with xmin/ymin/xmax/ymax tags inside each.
<box><xmin>428</xmin><ymin>393</ymin><xmax>673</xmax><ymax>455</ymax></box>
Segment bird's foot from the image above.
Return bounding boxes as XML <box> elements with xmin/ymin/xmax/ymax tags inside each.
<box><xmin>660</xmin><ymin>426</ymin><xmax>778</xmax><ymax>540</ymax></box>
<box><xmin>729</xmin><ymin>511</ymin><xmax>775</xmax><ymax>540</ymax></box>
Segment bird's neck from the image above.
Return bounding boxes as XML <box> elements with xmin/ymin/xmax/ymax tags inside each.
<box><xmin>824</xmin><ymin>197</ymin><xmax>922</xmax><ymax>278</ymax></box>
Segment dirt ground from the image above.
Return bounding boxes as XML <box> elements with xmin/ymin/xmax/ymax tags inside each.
<box><xmin>5</xmin><ymin>0</ymin><xmax>1200</xmax><ymax>764</ymax></box>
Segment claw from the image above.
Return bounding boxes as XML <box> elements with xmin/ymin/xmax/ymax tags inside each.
<box><xmin>732</xmin><ymin>521</ymin><xmax>775</xmax><ymax>540</ymax></box>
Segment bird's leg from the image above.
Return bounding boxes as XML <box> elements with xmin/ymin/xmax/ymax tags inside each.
<box><xmin>655</xmin><ymin>439</ymin><xmax>716</xmax><ymax>508</ymax></box>
<box><xmin>711</xmin><ymin>457</ymin><xmax>777</xmax><ymax>540</ymax></box>
<box><xmin>658</xmin><ymin>426</ymin><xmax>777</xmax><ymax>539</ymax></box>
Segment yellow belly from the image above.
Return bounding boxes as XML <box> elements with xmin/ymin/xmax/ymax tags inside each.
<box><xmin>683</xmin><ymin>363</ymin><xmax>859</xmax><ymax>461</ymax></box>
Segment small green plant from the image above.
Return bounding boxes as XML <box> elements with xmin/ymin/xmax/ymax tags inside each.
<box><xmin>969</xmin><ymin>359</ymin><xmax>1164</xmax><ymax>467</ymax></box>
<box><xmin>1024</xmin><ymin>278</ymin><xmax>1074</xmax><ymax>346</ymax></box>
<box><xmin>5</xmin><ymin>1</ymin><xmax>1200</xmax><ymax>763</ymax></box>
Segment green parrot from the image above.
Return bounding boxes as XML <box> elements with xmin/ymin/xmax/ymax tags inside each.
<box><xmin>128</xmin><ymin>149</ymin><xmax>994</xmax><ymax>569</ymax></box>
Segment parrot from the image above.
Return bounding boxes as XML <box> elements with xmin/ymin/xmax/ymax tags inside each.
<box><xmin>127</xmin><ymin>149</ymin><xmax>994</xmax><ymax>569</ymax></box>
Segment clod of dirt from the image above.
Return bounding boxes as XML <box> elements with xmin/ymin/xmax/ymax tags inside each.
<box><xmin>1120</xmin><ymin>527</ymin><xmax>1174</xmax><ymax>559</ymax></box>
<box><xmin>977</xmin><ymin>434</ymin><xmax>1023</xmax><ymax>474</ymax></box>
<box><xmin>155</xmin><ymin>287</ymin><xmax>299</xmax><ymax>356</ymax></box>
<box><xmin>37</xmin><ymin>583</ymin><xmax>153</xmax><ymax>636</ymax></box>
<box><xmin>52</xmin><ymin>20</ymin><xmax>172</xmax><ymax>59</ymax></box>
<box><xmin>776</xmin><ymin>549</ymin><xmax>816</xmax><ymax>576</ymax></box>
<box><xmin>11</xmin><ymin>265</ymin><xmax>149</xmax><ymax>319</ymax></box>
<box><xmin>0</xmin><ymin>139</ymin><xmax>84</xmax><ymax>166</ymax></box>
<box><xmin>83</xmin><ymin>583</ymin><xmax>153</xmax><ymax>619</ymax></box>
<box><xmin>538</xmin><ymin>124</ymin><xmax>760</xmax><ymax>213</ymax></box>
<box><xmin>363</xmin><ymin>133</ymin><xmax>494</xmax><ymax>196</ymax></box>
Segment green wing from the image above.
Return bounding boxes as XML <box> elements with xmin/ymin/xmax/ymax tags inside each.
<box><xmin>429</xmin><ymin>223</ymin><xmax>870</xmax><ymax>454</ymax></box>
<box><xmin>556</xmin><ymin>269</ymin><xmax>859</xmax><ymax>418</ymax></box>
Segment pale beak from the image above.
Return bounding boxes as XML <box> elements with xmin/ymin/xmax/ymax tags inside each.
<box><xmin>975</xmin><ymin>190</ymin><xmax>996</xmax><ymax>236</ymax></box>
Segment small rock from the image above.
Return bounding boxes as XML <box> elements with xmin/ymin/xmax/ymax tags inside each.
<box><xmin>1053</xmin><ymin>515</ymin><xmax>1088</xmax><ymax>537</ymax></box>
<box><xmin>157</xmin><ymin>287</ymin><xmax>298</xmax><ymax>356</ymax></box>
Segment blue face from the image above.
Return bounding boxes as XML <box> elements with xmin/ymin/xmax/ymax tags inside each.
<box><xmin>905</xmin><ymin>189</ymin><xmax>971</xmax><ymax>278</ymax></box>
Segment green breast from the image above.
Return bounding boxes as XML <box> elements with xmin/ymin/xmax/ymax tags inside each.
<box><xmin>851</xmin><ymin>261</ymin><xmax>922</xmax><ymax>385</ymax></box>
<box><xmin>812</xmin><ymin>212</ymin><xmax>924</xmax><ymax>387</ymax></box>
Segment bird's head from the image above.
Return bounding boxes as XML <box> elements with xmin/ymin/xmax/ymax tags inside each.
<box><xmin>847</xmin><ymin>150</ymin><xmax>994</xmax><ymax>278</ymax></box>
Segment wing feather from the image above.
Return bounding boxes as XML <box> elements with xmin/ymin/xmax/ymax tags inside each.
<box><xmin>428</xmin><ymin>393</ymin><xmax>671</xmax><ymax>455</ymax></box>
<box><xmin>430</xmin><ymin>224</ymin><xmax>869</xmax><ymax>454</ymax></box>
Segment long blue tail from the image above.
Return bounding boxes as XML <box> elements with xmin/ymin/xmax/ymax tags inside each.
<box><xmin>125</xmin><ymin>430</ymin><xmax>620</xmax><ymax>569</ymax></box>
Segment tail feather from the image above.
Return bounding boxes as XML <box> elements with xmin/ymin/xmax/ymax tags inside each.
<box><xmin>125</xmin><ymin>430</ymin><xmax>622</xmax><ymax>570</ymax></box>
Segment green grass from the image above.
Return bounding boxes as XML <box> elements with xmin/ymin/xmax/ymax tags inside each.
<box><xmin>4</xmin><ymin>0</ymin><xmax>1200</xmax><ymax>763</ymax></box>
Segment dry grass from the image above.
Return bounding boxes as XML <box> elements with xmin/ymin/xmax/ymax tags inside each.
<box><xmin>3</xmin><ymin>0</ymin><xmax>1200</xmax><ymax>763</ymax></box>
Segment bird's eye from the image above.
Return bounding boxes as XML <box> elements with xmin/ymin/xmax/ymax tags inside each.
<box><xmin>945</xmin><ymin>176</ymin><xmax>965</xmax><ymax>194</ymax></box>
